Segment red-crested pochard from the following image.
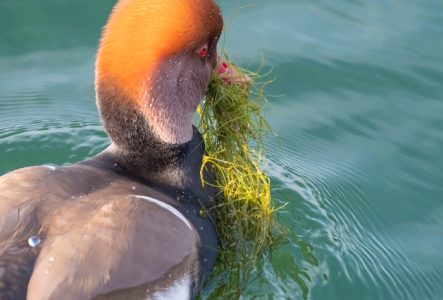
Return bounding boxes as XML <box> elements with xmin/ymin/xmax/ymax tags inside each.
<box><xmin>0</xmin><ymin>0</ymin><xmax>246</xmax><ymax>299</ymax></box>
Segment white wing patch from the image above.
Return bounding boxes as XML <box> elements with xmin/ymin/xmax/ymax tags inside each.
<box><xmin>150</xmin><ymin>274</ymin><xmax>191</xmax><ymax>300</ymax></box>
<box><xmin>133</xmin><ymin>195</ymin><xmax>193</xmax><ymax>231</ymax></box>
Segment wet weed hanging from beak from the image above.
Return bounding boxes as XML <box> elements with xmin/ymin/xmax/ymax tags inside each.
<box><xmin>197</xmin><ymin>51</ymin><xmax>280</xmax><ymax>298</ymax></box>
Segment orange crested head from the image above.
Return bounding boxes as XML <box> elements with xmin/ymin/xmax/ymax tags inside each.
<box><xmin>96</xmin><ymin>0</ymin><xmax>223</xmax><ymax>101</ymax></box>
<box><xmin>95</xmin><ymin>0</ymin><xmax>223</xmax><ymax>147</ymax></box>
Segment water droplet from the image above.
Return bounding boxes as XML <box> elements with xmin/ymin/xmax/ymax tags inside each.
<box><xmin>132</xmin><ymin>186</ymin><xmax>136</xmax><ymax>190</ymax></box>
<box><xmin>28</xmin><ymin>236</ymin><xmax>41</xmax><ymax>247</ymax></box>
<box><xmin>49</xmin><ymin>257</ymin><xmax>55</xmax><ymax>262</ymax></box>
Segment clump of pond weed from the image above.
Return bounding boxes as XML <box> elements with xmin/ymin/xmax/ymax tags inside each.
<box><xmin>197</xmin><ymin>53</ymin><xmax>278</xmax><ymax>299</ymax></box>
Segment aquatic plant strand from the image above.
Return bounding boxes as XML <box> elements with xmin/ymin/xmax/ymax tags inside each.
<box><xmin>198</xmin><ymin>54</ymin><xmax>275</xmax><ymax>298</ymax></box>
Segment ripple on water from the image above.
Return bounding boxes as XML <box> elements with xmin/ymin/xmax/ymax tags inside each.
<box><xmin>0</xmin><ymin>123</ymin><xmax>109</xmax><ymax>174</ymax></box>
<box><xmin>264</xmin><ymin>117</ymin><xmax>443</xmax><ymax>299</ymax></box>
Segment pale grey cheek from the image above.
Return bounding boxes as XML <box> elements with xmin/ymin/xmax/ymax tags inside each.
<box><xmin>199</xmin><ymin>61</ymin><xmax>213</xmax><ymax>93</ymax></box>
<box><xmin>148</xmin><ymin>54</ymin><xmax>214</xmax><ymax>111</ymax></box>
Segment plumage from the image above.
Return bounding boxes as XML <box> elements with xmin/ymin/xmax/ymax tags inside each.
<box><xmin>0</xmin><ymin>0</ymin><xmax>226</xmax><ymax>298</ymax></box>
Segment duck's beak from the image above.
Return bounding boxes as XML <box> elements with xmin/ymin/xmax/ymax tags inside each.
<box><xmin>216</xmin><ymin>55</ymin><xmax>251</xmax><ymax>86</ymax></box>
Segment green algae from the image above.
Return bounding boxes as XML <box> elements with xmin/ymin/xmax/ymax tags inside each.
<box><xmin>197</xmin><ymin>53</ymin><xmax>278</xmax><ymax>298</ymax></box>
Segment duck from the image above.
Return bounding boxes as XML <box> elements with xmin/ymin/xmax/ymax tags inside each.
<box><xmin>0</xmin><ymin>0</ymin><xmax>247</xmax><ymax>299</ymax></box>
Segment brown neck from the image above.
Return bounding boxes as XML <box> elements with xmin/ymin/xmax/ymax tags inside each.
<box><xmin>84</xmin><ymin>127</ymin><xmax>205</xmax><ymax>189</ymax></box>
<box><xmin>96</xmin><ymin>80</ymin><xmax>189</xmax><ymax>163</ymax></box>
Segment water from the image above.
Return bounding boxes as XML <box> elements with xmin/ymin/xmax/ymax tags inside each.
<box><xmin>1</xmin><ymin>0</ymin><xmax>443</xmax><ymax>299</ymax></box>
<box><xmin>27</xmin><ymin>236</ymin><xmax>41</xmax><ymax>248</ymax></box>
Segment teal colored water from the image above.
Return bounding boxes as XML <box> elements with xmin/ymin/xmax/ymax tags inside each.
<box><xmin>1</xmin><ymin>0</ymin><xmax>443</xmax><ymax>299</ymax></box>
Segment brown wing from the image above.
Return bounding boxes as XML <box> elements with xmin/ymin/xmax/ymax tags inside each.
<box><xmin>0</xmin><ymin>167</ymin><xmax>54</xmax><ymax>244</ymax></box>
<box><xmin>0</xmin><ymin>166</ymin><xmax>59</xmax><ymax>299</ymax></box>
<box><xmin>27</xmin><ymin>193</ymin><xmax>200</xmax><ymax>299</ymax></box>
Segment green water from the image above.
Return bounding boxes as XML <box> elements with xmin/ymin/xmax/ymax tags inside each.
<box><xmin>1</xmin><ymin>0</ymin><xmax>443</xmax><ymax>299</ymax></box>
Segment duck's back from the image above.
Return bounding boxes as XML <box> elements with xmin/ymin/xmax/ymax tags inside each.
<box><xmin>0</xmin><ymin>161</ymin><xmax>215</xmax><ymax>299</ymax></box>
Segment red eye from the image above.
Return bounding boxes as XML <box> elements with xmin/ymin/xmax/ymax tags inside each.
<box><xmin>198</xmin><ymin>45</ymin><xmax>208</xmax><ymax>58</ymax></box>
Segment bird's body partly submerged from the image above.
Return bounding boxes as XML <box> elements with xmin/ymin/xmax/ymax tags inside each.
<box><xmin>0</xmin><ymin>129</ymin><xmax>217</xmax><ymax>299</ymax></box>
<box><xmin>0</xmin><ymin>0</ymin><xmax>244</xmax><ymax>298</ymax></box>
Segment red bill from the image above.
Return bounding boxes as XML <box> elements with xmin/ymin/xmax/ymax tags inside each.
<box><xmin>215</xmin><ymin>56</ymin><xmax>251</xmax><ymax>86</ymax></box>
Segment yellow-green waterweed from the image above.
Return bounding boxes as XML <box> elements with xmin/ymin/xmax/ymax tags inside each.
<box><xmin>197</xmin><ymin>54</ymin><xmax>277</xmax><ymax>298</ymax></box>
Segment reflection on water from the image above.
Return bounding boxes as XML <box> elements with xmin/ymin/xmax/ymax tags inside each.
<box><xmin>1</xmin><ymin>0</ymin><xmax>443</xmax><ymax>299</ymax></box>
